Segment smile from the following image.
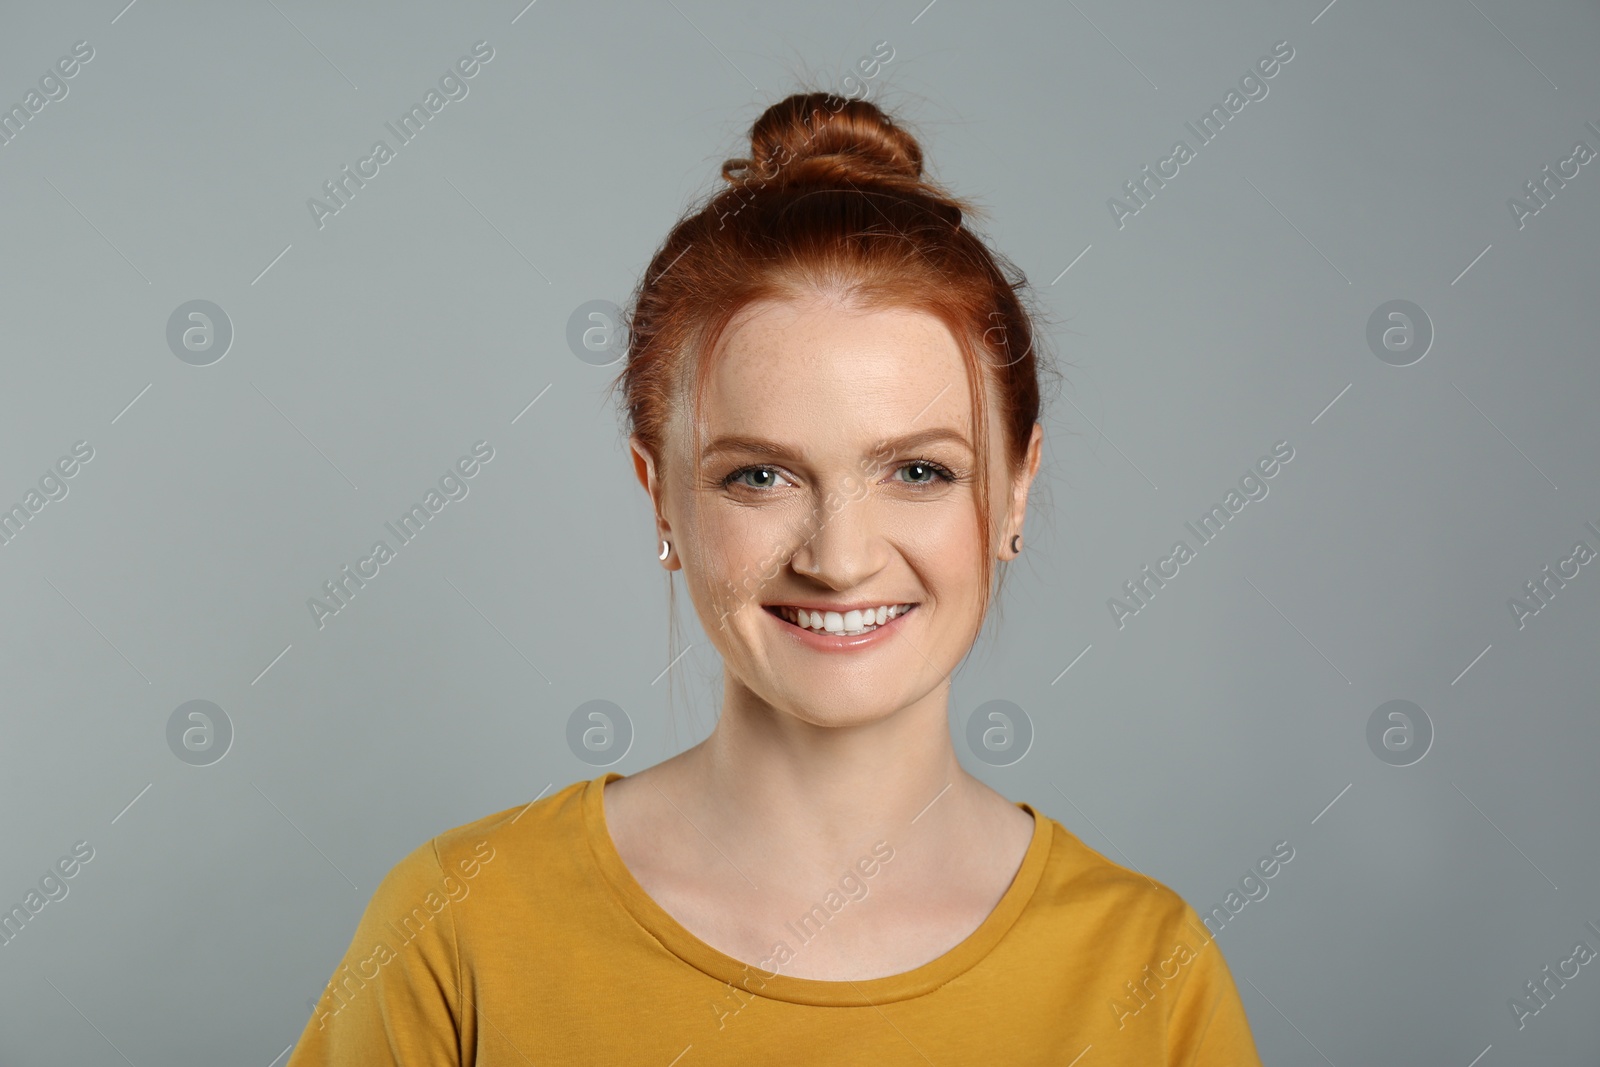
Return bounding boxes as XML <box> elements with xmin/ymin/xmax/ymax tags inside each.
<box><xmin>763</xmin><ymin>603</ymin><xmax>917</xmax><ymax>639</ymax></box>
<box><xmin>769</xmin><ymin>603</ymin><xmax>914</xmax><ymax>635</ymax></box>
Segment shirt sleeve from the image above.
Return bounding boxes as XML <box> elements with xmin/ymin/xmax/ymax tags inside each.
<box><xmin>285</xmin><ymin>838</ymin><xmax>463</xmax><ymax>1066</ymax></box>
<box><xmin>1166</xmin><ymin>904</ymin><xmax>1265</xmax><ymax>1067</ymax></box>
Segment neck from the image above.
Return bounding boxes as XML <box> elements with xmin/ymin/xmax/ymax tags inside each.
<box><xmin>675</xmin><ymin>676</ymin><xmax>986</xmax><ymax>860</ymax></box>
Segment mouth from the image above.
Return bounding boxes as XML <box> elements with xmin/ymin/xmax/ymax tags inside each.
<box><xmin>762</xmin><ymin>602</ymin><xmax>917</xmax><ymax>637</ymax></box>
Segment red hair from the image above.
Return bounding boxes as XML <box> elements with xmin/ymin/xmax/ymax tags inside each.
<box><xmin>608</xmin><ymin>92</ymin><xmax>1059</xmax><ymax>702</ymax></box>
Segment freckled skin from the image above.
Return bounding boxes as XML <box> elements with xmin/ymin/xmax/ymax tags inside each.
<box><xmin>667</xmin><ymin>297</ymin><xmax>1019</xmax><ymax>724</ymax></box>
<box><xmin>613</xmin><ymin>294</ymin><xmax>1045</xmax><ymax>981</ymax></box>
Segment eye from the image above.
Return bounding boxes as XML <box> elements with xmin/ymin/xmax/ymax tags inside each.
<box><xmin>723</xmin><ymin>465</ymin><xmax>794</xmax><ymax>490</ymax></box>
<box><xmin>893</xmin><ymin>459</ymin><xmax>957</xmax><ymax>488</ymax></box>
<box><xmin>722</xmin><ymin>459</ymin><xmax>959</xmax><ymax>492</ymax></box>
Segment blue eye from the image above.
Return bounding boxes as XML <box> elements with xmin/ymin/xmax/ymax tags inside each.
<box><xmin>723</xmin><ymin>466</ymin><xmax>793</xmax><ymax>489</ymax></box>
<box><xmin>895</xmin><ymin>460</ymin><xmax>956</xmax><ymax>486</ymax></box>
<box><xmin>722</xmin><ymin>460</ymin><xmax>958</xmax><ymax>491</ymax></box>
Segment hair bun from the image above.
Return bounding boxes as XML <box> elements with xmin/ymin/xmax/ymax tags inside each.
<box><xmin>721</xmin><ymin>93</ymin><xmax>925</xmax><ymax>188</ymax></box>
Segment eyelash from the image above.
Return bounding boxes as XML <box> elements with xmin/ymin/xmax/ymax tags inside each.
<box><xmin>722</xmin><ymin>459</ymin><xmax>961</xmax><ymax>492</ymax></box>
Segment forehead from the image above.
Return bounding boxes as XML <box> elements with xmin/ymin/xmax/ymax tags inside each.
<box><xmin>695</xmin><ymin>297</ymin><xmax>975</xmax><ymax>435</ymax></box>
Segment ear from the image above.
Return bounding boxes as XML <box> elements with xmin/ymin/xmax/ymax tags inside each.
<box><xmin>630</xmin><ymin>435</ymin><xmax>678</xmax><ymax>570</ymax></box>
<box><xmin>629</xmin><ymin>433</ymin><xmax>656</xmax><ymax>496</ymax></box>
<box><xmin>1004</xmin><ymin>423</ymin><xmax>1044</xmax><ymax>555</ymax></box>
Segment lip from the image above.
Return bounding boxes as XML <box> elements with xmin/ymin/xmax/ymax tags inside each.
<box><xmin>763</xmin><ymin>603</ymin><xmax>917</xmax><ymax>652</ymax></box>
<box><xmin>763</xmin><ymin>600</ymin><xmax>917</xmax><ymax>614</ymax></box>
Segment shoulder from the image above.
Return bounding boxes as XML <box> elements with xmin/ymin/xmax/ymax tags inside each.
<box><xmin>1027</xmin><ymin>809</ymin><xmax>1207</xmax><ymax>947</ymax></box>
<box><xmin>291</xmin><ymin>778</ymin><xmax>604</xmax><ymax>1061</ymax></box>
<box><xmin>374</xmin><ymin>776</ymin><xmax>594</xmax><ymax>906</ymax></box>
<box><xmin>1024</xmin><ymin>810</ymin><xmax>1263</xmax><ymax>1060</ymax></box>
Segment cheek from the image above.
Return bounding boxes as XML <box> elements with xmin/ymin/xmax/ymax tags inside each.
<box><xmin>894</xmin><ymin>503</ymin><xmax>982</xmax><ymax>588</ymax></box>
<box><xmin>694</xmin><ymin>511</ymin><xmax>799</xmax><ymax>603</ymax></box>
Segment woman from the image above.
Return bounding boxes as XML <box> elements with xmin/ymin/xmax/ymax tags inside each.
<box><xmin>288</xmin><ymin>92</ymin><xmax>1264</xmax><ymax>1065</ymax></box>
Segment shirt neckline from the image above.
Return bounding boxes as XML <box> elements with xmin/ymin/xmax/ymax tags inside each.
<box><xmin>582</xmin><ymin>770</ymin><xmax>1053</xmax><ymax>1006</ymax></box>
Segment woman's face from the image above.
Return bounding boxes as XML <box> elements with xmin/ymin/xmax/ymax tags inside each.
<box><xmin>633</xmin><ymin>295</ymin><xmax>1042</xmax><ymax>729</ymax></box>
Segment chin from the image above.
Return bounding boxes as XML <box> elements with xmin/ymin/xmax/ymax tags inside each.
<box><xmin>782</xmin><ymin>704</ymin><xmax>900</xmax><ymax>730</ymax></box>
<box><xmin>758</xmin><ymin>678</ymin><xmax>914</xmax><ymax>728</ymax></box>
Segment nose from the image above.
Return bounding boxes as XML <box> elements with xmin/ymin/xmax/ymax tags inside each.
<box><xmin>787</xmin><ymin>488</ymin><xmax>886</xmax><ymax>589</ymax></box>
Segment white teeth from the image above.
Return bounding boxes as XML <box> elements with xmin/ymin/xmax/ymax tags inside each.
<box><xmin>777</xmin><ymin>604</ymin><xmax>912</xmax><ymax>635</ymax></box>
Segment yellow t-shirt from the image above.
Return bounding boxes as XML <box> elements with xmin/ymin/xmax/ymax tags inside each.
<box><xmin>286</xmin><ymin>773</ymin><xmax>1264</xmax><ymax>1065</ymax></box>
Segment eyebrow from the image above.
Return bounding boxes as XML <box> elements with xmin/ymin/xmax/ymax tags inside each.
<box><xmin>700</xmin><ymin>427</ymin><xmax>975</xmax><ymax>463</ymax></box>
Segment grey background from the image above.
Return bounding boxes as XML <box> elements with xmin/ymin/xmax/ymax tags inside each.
<box><xmin>1</xmin><ymin>0</ymin><xmax>1596</xmax><ymax>1063</ymax></box>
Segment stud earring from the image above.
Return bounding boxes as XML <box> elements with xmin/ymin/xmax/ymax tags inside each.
<box><xmin>1010</xmin><ymin>534</ymin><xmax>1022</xmax><ymax>554</ymax></box>
<box><xmin>659</xmin><ymin>539</ymin><xmax>670</xmax><ymax>560</ymax></box>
